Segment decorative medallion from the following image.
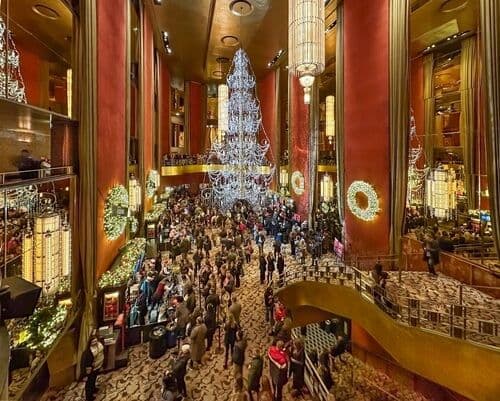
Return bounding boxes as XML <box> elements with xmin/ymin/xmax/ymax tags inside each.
<box><xmin>291</xmin><ymin>171</ymin><xmax>305</xmax><ymax>196</ymax></box>
<box><xmin>347</xmin><ymin>180</ymin><xmax>379</xmax><ymax>221</ymax></box>
<box><xmin>104</xmin><ymin>185</ymin><xmax>129</xmax><ymax>240</ymax></box>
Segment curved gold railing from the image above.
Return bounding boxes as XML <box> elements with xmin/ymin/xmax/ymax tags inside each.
<box><xmin>276</xmin><ymin>262</ymin><xmax>500</xmax><ymax>401</ymax></box>
<box><xmin>277</xmin><ymin>260</ymin><xmax>499</xmax><ymax>347</ymax></box>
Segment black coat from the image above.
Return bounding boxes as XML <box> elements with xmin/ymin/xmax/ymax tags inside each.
<box><xmin>290</xmin><ymin>347</ymin><xmax>305</xmax><ymax>389</ymax></box>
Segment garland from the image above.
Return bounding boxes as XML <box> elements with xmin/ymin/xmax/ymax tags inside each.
<box><xmin>145</xmin><ymin>170</ymin><xmax>160</xmax><ymax>198</ymax></box>
<box><xmin>347</xmin><ymin>180</ymin><xmax>380</xmax><ymax>221</ymax></box>
<box><xmin>103</xmin><ymin>185</ymin><xmax>129</xmax><ymax>240</ymax></box>
<box><xmin>145</xmin><ymin>202</ymin><xmax>167</xmax><ymax>222</ymax></box>
<box><xmin>98</xmin><ymin>238</ymin><xmax>146</xmax><ymax>289</ymax></box>
<box><xmin>15</xmin><ymin>304</ymin><xmax>69</xmax><ymax>351</ymax></box>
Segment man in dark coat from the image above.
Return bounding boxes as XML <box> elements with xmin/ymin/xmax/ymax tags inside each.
<box><xmin>246</xmin><ymin>350</ymin><xmax>263</xmax><ymax>401</ymax></box>
<box><xmin>81</xmin><ymin>336</ymin><xmax>104</xmax><ymax>401</ymax></box>
<box><xmin>172</xmin><ymin>345</ymin><xmax>190</xmax><ymax>397</ymax></box>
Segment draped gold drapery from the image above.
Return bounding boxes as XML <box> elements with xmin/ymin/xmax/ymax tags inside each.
<box><xmin>389</xmin><ymin>0</ymin><xmax>410</xmax><ymax>255</ymax></box>
<box><xmin>480</xmin><ymin>0</ymin><xmax>500</xmax><ymax>255</ymax></box>
<box><xmin>423</xmin><ymin>53</ymin><xmax>435</xmax><ymax>167</ymax></box>
<box><xmin>335</xmin><ymin>3</ymin><xmax>345</xmax><ymax>225</ymax></box>
<box><xmin>75</xmin><ymin>0</ymin><xmax>98</xmax><ymax>378</ymax></box>
<box><xmin>460</xmin><ymin>37</ymin><xmax>477</xmax><ymax>210</ymax></box>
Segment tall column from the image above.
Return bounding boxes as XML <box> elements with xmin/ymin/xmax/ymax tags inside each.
<box><xmin>480</xmin><ymin>0</ymin><xmax>500</xmax><ymax>256</ymax></box>
<box><xmin>258</xmin><ymin>69</ymin><xmax>280</xmax><ymax>189</ymax></box>
<box><xmin>343</xmin><ymin>0</ymin><xmax>391</xmax><ymax>256</ymax></box>
<box><xmin>289</xmin><ymin>75</ymin><xmax>310</xmax><ymax>219</ymax></box>
<box><xmin>96</xmin><ymin>0</ymin><xmax>127</xmax><ymax>276</ymax></box>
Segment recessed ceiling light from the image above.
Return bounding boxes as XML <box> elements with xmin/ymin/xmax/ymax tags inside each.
<box><xmin>229</xmin><ymin>0</ymin><xmax>253</xmax><ymax>16</ymax></box>
<box><xmin>32</xmin><ymin>4</ymin><xmax>60</xmax><ymax>19</ymax></box>
<box><xmin>153</xmin><ymin>0</ymin><xmax>162</xmax><ymax>4</ymax></box>
<box><xmin>216</xmin><ymin>57</ymin><xmax>230</xmax><ymax>64</ymax></box>
<box><xmin>439</xmin><ymin>0</ymin><xmax>469</xmax><ymax>13</ymax></box>
<box><xmin>221</xmin><ymin>35</ymin><xmax>240</xmax><ymax>47</ymax></box>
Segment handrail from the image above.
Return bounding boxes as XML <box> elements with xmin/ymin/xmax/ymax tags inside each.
<box><xmin>291</xmin><ymin>331</ymin><xmax>334</xmax><ymax>401</ymax></box>
<box><xmin>0</xmin><ymin>166</ymin><xmax>74</xmax><ymax>186</ymax></box>
<box><xmin>279</xmin><ymin>258</ymin><xmax>499</xmax><ymax>348</ymax></box>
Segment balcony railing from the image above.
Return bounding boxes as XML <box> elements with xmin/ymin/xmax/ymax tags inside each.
<box><xmin>279</xmin><ymin>259</ymin><xmax>499</xmax><ymax>348</ymax></box>
<box><xmin>0</xmin><ymin>166</ymin><xmax>74</xmax><ymax>186</ymax></box>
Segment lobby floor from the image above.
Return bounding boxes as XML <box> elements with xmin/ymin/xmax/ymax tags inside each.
<box><xmin>41</xmin><ymin>241</ymin><xmax>499</xmax><ymax>401</ymax></box>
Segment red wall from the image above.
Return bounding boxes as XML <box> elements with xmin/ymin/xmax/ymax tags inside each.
<box><xmin>188</xmin><ymin>81</ymin><xmax>203</xmax><ymax>155</ymax></box>
<box><xmin>258</xmin><ymin>70</ymin><xmax>279</xmax><ymax>170</ymax></box>
<box><xmin>142</xmin><ymin>8</ymin><xmax>154</xmax><ymax>212</ymax></box>
<box><xmin>290</xmin><ymin>75</ymin><xmax>310</xmax><ymax>218</ymax></box>
<box><xmin>17</xmin><ymin>42</ymin><xmax>44</xmax><ymax>107</ymax></box>
<box><xmin>96</xmin><ymin>0</ymin><xmax>127</xmax><ymax>278</ymax></box>
<box><xmin>160</xmin><ymin>56</ymin><xmax>171</xmax><ymax>157</ymax></box>
<box><xmin>343</xmin><ymin>0</ymin><xmax>391</xmax><ymax>255</ymax></box>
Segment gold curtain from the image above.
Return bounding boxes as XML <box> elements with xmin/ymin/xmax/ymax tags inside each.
<box><xmin>335</xmin><ymin>3</ymin><xmax>345</xmax><ymax>225</ymax></box>
<box><xmin>480</xmin><ymin>0</ymin><xmax>500</xmax><ymax>255</ymax></box>
<box><xmin>460</xmin><ymin>37</ymin><xmax>477</xmax><ymax>209</ymax></box>
<box><xmin>75</xmin><ymin>0</ymin><xmax>98</xmax><ymax>378</ymax></box>
<box><xmin>389</xmin><ymin>0</ymin><xmax>410</xmax><ymax>255</ymax></box>
<box><xmin>423</xmin><ymin>53</ymin><xmax>435</xmax><ymax>166</ymax></box>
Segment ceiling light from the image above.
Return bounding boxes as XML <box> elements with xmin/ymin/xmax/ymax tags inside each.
<box><xmin>153</xmin><ymin>0</ymin><xmax>162</xmax><ymax>4</ymax></box>
<box><xmin>166</xmin><ymin>47</ymin><xmax>173</xmax><ymax>55</ymax></box>
<box><xmin>289</xmin><ymin>0</ymin><xmax>325</xmax><ymax>104</ymax></box>
<box><xmin>221</xmin><ymin>35</ymin><xmax>240</xmax><ymax>47</ymax></box>
<box><xmin>32</xmin><ymin>4</ymin><xmax>60</xmax><ymax>19</ymax></box>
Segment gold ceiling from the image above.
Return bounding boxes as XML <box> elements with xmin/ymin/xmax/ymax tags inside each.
<box><xmin>148</xmin><ymin>0</ymin><xmax>338</xmax><ymax>83</ymax></box>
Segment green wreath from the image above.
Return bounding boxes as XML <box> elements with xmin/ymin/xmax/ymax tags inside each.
<box><xmin>104</xmin><ymin>185</ymin><xmax>129</xmax><ymax>240</ymax></box>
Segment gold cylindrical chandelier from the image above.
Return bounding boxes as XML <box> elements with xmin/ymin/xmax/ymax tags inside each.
<box><xmin>128</xmin><ymin>176</ymin><xmax>142</xmax><ymax>212</ymax></box>
<box><xmin>289</xmin><ymin>0</ymin><xmax>325</xmax><ymax>104</ymax></box>
<box><xmin>325</xmin><ymin>95</ymin><xmax>335</xmax><ymax>144</ymax></box>
<box><xmin>320</xmin><ymin>173</ymin><xmax>334</xmax><ymax>202</ymax></box>
<box><xmin>217</xmin><ymin>84</ymin><xmax>228</xmax><ymax>141</ymax></box>
<box><xmin>22</xmin><ymin>212</ymin><xmax>72</xmax><ymax>293</ymax></box>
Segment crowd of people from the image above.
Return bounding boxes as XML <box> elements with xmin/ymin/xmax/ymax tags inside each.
<box><xmin>111</xmin><ymin>188</ymin><xmax>349</xmax><ymax>401</ymax></box>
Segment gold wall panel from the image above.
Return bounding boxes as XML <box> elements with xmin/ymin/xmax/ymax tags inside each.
<box><xmin>277</xmin><ymin>281</ymin><xmax>500</xmax><ymax>401</ymax></box>
<box><xmin>161</xmin><ymin>164</ymin><xmax>272</xmax><ymax>176</ymax></box>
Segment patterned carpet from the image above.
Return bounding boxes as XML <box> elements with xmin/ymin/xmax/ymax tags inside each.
<box><xmin>41</xmin><ymin>240</ymin><xmax>313</xmax><ymax>401</ymax></box>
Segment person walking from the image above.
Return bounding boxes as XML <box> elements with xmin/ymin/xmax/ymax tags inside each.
<box><xmin>228</xmin><ymin>295</ymin><xmax>242</xmax><ymax>324</ymax></box>
<box><xmin>259</xmin><ymin>254</ymin><xmax>267</xmax><ymax>285</ymax></box>
<box><xmin>266</xmin><ymin>252</ymin><xmax>275</xmax><ymax>284</ymax></box>
<box><xmin>189</xmin><ymin>316</ymin><xmax>207</xmax><ymax>367</ymax></box>
<box><xmin>276</xmin><ymin>253</ymin><xmax>285</xmax><ymax>287</ymax></box>
<box><xmin>264</xmin><ymin>286</ymin><xmax>274</xmax><ymax>325</ymax></box>
<box><xmin>224</xmin><ymin>314</ymin><xmax>238</xmax><ymax>369</ymax></box>
<box><xmin>290</xmin><ymin>338</ymin><xmax>306</xmax><ymax>396</ymax></box>
<box><xmin>246</xmin><ymin>350</ymin><xmax>263</xmax><ymax>401</ymax></box>
<box><xmin>268</xmin><ymin>340</ymin><xmax>289</xmax><ymax>401</ymax></box>
<box><xmin>82</xmin><ymin>335</ymin><xmax>104</xmax><ymax>401</ymax></box>
<box><xmin>204</xmin><ymin>304</ymin><xmax>217</xmax><ymax>352</ymax></box>
<box><xmin>172</xmin><ymin>344</ymin><xmax>190</xmax><ymax>397</ymax></box>
<box><xmin>232</xmin><ymin>330</ymin><xmax>247</xmax><ymax>378</ymax></box>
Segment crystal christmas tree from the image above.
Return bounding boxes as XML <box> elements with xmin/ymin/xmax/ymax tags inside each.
<box><xmin>0</xmin><ymin>16</ymin><xmax>27</xmax><ymax>103</ymax></box>
<box><xmin>206</xmin><ymin>48</ymin><xmax>274</xmax><ymax>211</ymax></box>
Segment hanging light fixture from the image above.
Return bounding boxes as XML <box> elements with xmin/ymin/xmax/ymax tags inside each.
<box><xmin>289</xmin><ymin>0</ymin><xmax>325</xmax><ymax>104</ymax></box>
<box><xmin>128</xmin><ymin>175</ymin><xmax>142</xmax><ymax>212</ymax></box>
<box><xmin>320</xmin><ymin>173</ymin><xmax>334</xmax><ymax>202</ymax></box>
<box><xmin>426</xmin><ymin>166</ymin><xmax>457</xmax><ymax>220</ymax></box>
<box><xmin>22</xmin><ymin>212</ymin><xmax>72</xmax><ymax>293</ymax></box>
<box><xmin>325</xmin><ymin>95</ymin><xmax>335</xmax><ymax>144</ymax></box>
<box><xmin>217</xmin><ymin>83</ymin><xmax>228</xmax><ymax>142</ymax></box>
